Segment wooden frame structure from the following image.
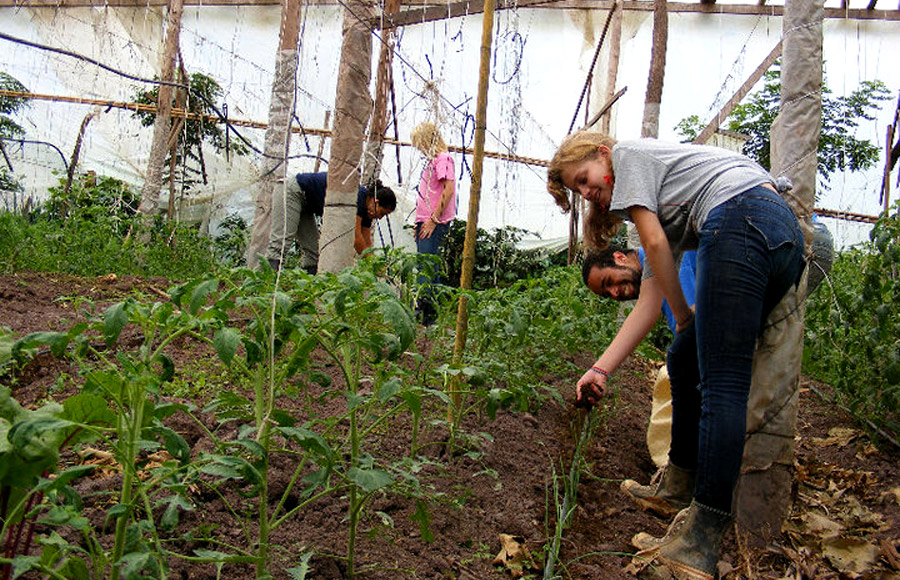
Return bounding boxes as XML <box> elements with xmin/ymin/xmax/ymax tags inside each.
<box><xmin>4</xmin><ymin>0</ymin><xmax>900</xmax><ymax>22</ymax></box>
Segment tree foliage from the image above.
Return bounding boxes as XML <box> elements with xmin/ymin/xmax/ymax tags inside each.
<box><xmin>0</xmin><ymin>71</ymin><xmax>29</xmax><ymax>195</ymax></box>
<box><xmin>675</xmin><ymin>64</ymin><xmax>890</xmax><ymax>195</ymax></box>
<box><xmin>132</xmin><ymin>72</ymin><xmax>248</xmax><ymax>193</ymax></box>
<box><xmin>0</xmin><ymin>71</ymin><xmax>28</xmax><ymax>140</ymax></box>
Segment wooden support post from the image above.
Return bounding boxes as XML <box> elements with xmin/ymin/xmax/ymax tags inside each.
<box><xmin>314</xmin><ymin>110</ymin><xmax>331</xmax><ymax>173</ymax></box>
<box><xmin>885</xmin><ymin>123</ymin><xmax>894</xmax><ymax>213</ymax></box>
<box><xmin>641</xmin><ymin>0</ymin><xmax>667</xmax><ymax>138</ymax></box>
<box><xmin>880</xmin><ymin>91</ymin><xmax>899</xmax><ymax>212</ymax></box>
<box><xmin>735</xmin><ymin>0</ymin><xmax>823</xmax><ymax>547</ymax></box>
<box><xmin>137</xmin><ymin>0</ymin><xmax>184</xmax><ymax>222</ymax></box>
<box><xmin>320</xmin><ymin>0</ymin><xmax>375</xmax><ymax>273</ymax></box>
<box><xmin>450</xmin><ymin>0</ymin><xmax>495</xmax><ymax>417</ymax></box>
<box><xmin>602</xmin><ymin>0</ymin><xmax>623</xmax><ymax>135</ymax></box>
<box><xmin>245</xmin><ymin>0</ymin><xmax>301</xmax><ymax>268</ymax></box>
<box><xmin>362</xmin><ymin>0</ymin><xmax>400</xmax><ymax>186</ymax></box>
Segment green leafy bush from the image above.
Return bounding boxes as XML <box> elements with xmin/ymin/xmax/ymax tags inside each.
<box><xmin>461</xmin><ymin>265</ymin><xmax>622</xmax><ymax>415</ymax></box>
<box><xmin>439</xmin><ymin>219</ymin><xmax>565</xmax><ymax>290</ymax></box>
<box><xmin>212</xmin><ymin>213</ymin><xmax>249</xmax><ymax>268</ymax></box>
<box><xmin>0</xmin><ymin>173</ymin><xmax>220</xmax><ymax>278</ymax></box>
<box><xmin>804</xmin><ymin>205</ymin><xmax>900</xmax><ymax>438</ymax></box>
<box><xmin>675</xmin><ymin>65</ymin><xmax>889</xmax><ymax>198</ymax></box>
<box><xmin>132</xmin><ymin>73</ymin><xmax>248</xmax><ymax>194</ymax></box>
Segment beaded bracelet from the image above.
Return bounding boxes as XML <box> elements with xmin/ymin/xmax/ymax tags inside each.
<box><xmin>590</xmin><ymin>366</ymin><xmax>610</xmax><ymax>378</ymax></box>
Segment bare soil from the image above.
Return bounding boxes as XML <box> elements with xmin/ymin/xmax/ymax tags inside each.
<box><xmin>1</xmin><ymin>271</ymin><xmax>898</xmax><ymax>579</ymax></box>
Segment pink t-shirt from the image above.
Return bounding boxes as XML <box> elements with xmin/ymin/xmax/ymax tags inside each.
<box><xmin>415</xmin><ymin>152</ymin><xmax>456</xmax><ymax>224</ymax></box>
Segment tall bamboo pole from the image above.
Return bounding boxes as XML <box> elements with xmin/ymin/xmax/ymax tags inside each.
<box><xmin>449</xmin><ymin>0</ymin><xmax>495</xmax><ymax>415</ymax></box>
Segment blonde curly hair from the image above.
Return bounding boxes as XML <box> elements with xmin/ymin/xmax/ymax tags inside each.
<box><xmin>546</xmin><ymin>131</ymin><xmax>622</xmax><ymax>249</ymax></box>
<box><xmin>411</xmin><ymin>122</ymin><xmax>447</xmax><ymax>159</ymax></box>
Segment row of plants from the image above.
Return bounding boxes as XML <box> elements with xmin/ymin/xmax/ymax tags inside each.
<box><xmin>0</xmin><ymin>173</ymin><xmax>248</xmax><ymax>278</ymax></box>
<box><xmin>0</xmin><ymin>246</ymin><xmax>623</xmax><ymax>579</ymax></box>
<box><xmin>0</xmin><ymin>254</ymin><xmax>426</xmax><ymax>578</ymax></box>
<box><xmin>803</xmin><ymin>204</ymin><xmax>900</xmax><ymax>441</ymax></box>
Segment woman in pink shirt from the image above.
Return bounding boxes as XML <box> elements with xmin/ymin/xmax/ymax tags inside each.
<box><xmin>411</xmin><ymin>122</ymin><xmax>457</xmax><ymax>324</ymax></box>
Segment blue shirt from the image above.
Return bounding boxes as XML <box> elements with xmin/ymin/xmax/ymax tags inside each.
<box><xmin>637</xmin><ymin>248</ymin><xmax>697</xmax><ymax>333</ymax></box>
<box><xmin>295</xmin><ymin>172</ymin><xmax>370</xmax><ymax>226</ymax></box>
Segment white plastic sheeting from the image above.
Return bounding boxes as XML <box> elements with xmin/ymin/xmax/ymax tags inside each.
<box><xmin>0</xmin><ymin>3</ymin><xmax>897</xmax><ymax>250</ymax></box>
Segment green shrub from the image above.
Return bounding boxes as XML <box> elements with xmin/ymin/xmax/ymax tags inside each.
<box><xmin>461</xmin><ymin>265</ymin><xmax>623</xmax><ymax>414</ymax></box>
<box><xmin>439</xmin><ymin>219</ymin><xmax>566</xmax><ymax>290</ymax></box>
<box><xmin>212</xmin><ymin>213</ymin><xmax>249</xmax><ymax>268</ymax></box>
<box><xmin>0</xmin><ymin>173</ymin><xmax>220</xmax><ymax>278</ymax></box>
<box><xmin>804</xmin><ymin>205</ymin><xmax>900</xmax><ymax>438</ymax></box>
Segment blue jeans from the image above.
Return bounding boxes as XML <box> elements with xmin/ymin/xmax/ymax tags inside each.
<box><xmin>415</xmin><ymin>221</ymin><xmax>450</xmax><ymax>321</ymax></box>
<box><xmin>415</xmin><ymin>221</ymin><xmax>450</xmax><ymax>257</ymax></box>
<box><xmin>666</xmin><ymin>321</ymin><xmax>700</xmax><ymax>472</ymax></box>
<box><xmin>676</xmin><ymin>185</ymin><xmax>805</xmax><ymax>512</ymax></box>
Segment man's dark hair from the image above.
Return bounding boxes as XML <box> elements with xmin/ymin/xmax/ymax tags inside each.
<box><xmin>367</xmin><ymin>180</ymin><xmax>397</xmax><ymax>212</ymax></box>
<box><xmin>581</xmin><ymin>244</ymin><xmax>636</xmax><ymax>285</ymax></box>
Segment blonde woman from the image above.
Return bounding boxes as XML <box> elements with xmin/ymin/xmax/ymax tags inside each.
<box><xmin>547</xmin><ymin>131</ymin><xmax>805</xmax><ymax>580</ymax></box>
<box><xmin>411</xmin><ymin>122</ymin><xmax>457</xmax><ymax>324</ymax></box>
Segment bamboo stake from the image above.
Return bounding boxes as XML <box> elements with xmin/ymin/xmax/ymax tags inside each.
<box><xmin>449</xmin><ymin>0</ymin><xmax>496</xmax><ymax>417</ymax></box>
<box><xmin>884</xmin><ymin>123</ymin><xmax>893</xmax><ymax>214</ymax></box>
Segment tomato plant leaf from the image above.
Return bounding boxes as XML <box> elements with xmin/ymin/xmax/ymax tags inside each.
<box><xmin>410</xmin><ymin>499</ymin><xmax>435</xmax><ymax>543</ymax></box>
<box><xmin>347</xmin><ymin>467</ymin><xmax>393</xmax><ymax>493</ymax></box>
<box><xmin>104</xmin><ymin>302</ymin><xmax>128</xmax><ymax>346</ymax></box>
<box><xmin>213</xmin><ymin>327</ymin><xmax>241</xmax><ymax>366</ymax></box>
<box><xmin>379</xmin><ymin>299</ymin><xmax>414</xmax><ymax>353</ymax></box>
<box><xmin>189</xmin><ymin>278</ymin><xmax>219</xmax><ymax>315</ymax></box>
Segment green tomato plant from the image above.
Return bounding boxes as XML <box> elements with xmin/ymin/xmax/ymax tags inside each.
<box><xmin>804</xmin><ymin>204</ymin><xmax>900</xmax><ymax>439</ymax></box>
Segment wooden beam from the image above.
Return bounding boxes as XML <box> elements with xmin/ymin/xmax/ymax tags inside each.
<box><xmin>380</xmin><ymin>0</ymin><xmax>900</xmax><ymax>27</ymax></box>
<box><xmin>4</xmin><ymin>0</ymin><xmax>900</xmax><ymax>23</ymax></box>
<box><xmin>694</xmin><ymin>39</ymin><xmax>782</xmax><ymax>145</ymax></box>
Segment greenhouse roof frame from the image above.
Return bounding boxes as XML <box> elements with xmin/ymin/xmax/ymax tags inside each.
<box><xmin>4</xmin><ymin>0</ymin><xmax>900</xmax><ymax>22</ymax></box>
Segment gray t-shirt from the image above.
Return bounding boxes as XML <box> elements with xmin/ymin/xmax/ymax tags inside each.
<box><xmin>609</xmin><ymin>139</ymin><xmax>773</xmax><ymax>276</ymax></box>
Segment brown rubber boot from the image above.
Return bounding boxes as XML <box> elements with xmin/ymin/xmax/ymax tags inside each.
<box><xmin>629</xmin><ymin>501</ymin><xmax>731</xmax><ymax>580</ymax></box>
<box><xmin>631</xmin><ymin>502</ymin><xmax>690</xmax><ymax>552</ymax></box>
<box><xmin>621</xmin><ymin>462</ymin><xmax>694</xmax><ymax>518</ymax></box>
